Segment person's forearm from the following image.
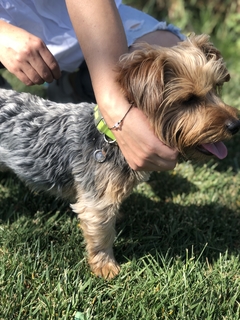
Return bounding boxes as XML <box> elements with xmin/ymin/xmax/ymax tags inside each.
<box><xmin>65</xmin><ymin>0</ymin><xmax>179</xmax><ymax>171</ymax></box>
<box><xmin>65</xmin><ymin>0</ymin><xmax>129</xmax><ymax>119</ymax></box>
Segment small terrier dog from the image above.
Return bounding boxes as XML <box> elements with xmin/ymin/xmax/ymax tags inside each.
<box><xmin>0</xmin><ymin>34</ymin><xmax>239</xmax><ymax>279</ymax></box>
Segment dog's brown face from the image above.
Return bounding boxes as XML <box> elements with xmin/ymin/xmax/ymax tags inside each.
<box><xmin>116</xmin><ymin>34</ymin><xmax>240</xmax><ymax>160</ymax></box>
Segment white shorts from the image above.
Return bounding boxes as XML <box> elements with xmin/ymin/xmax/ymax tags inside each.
<box><xmin>119</xmin><ymin>4</ymin><xmax>186</xmax><ymax>46</ymax></box>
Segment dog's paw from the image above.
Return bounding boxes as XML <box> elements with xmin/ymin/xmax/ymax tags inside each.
<box><xmin>89</xmin><ymin>253</ymin><xmax>120</xmax><ymax>279</ymax></box>
<box><xmin>92</xmin><ymin>261</ymin><xmax>120</xmax><ymax>279</ymax></box>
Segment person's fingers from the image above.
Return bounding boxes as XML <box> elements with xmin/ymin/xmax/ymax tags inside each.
<box><xmin>12</xmin><ymin>52</ymin><xmax>60</xmax><ymax>85</ymax></box>
<box><xmin>9</xmin><ymin>59</ymin><xmax>44</xmax><ymax>85</ymax></box>
<box><xmin>118</xmin><ymin>138</ymin><xmax>178</xmax><ymax>171</ymax></box>
<box><xmin>113</xmin><ymin>107</ymin><xmax>179</xmax><ymax>171</ymax></box>
<box><xmin>38</xmin><ymin>46</ymin><xmax>61</xmax><ymax>81</ymax></box>
<box><xmin>16</xmin><ymin>69</ymin><xmax>40</xmax><ymax>86</ymax></box>
<box><xmin>4</xmin><ymin>37</ymin><xmax>61</xmax><ymax>84</ymax></box>
<box><xmin>26</xmin><ymin>40</ymin><xmax>61</xmax><ymax>83</ymax></box>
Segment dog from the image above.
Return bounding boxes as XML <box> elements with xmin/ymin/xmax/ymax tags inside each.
<box><xmin>0</xmin><ymin>34</ymin><xmax>239</xmax><ymax>279</ymax></box>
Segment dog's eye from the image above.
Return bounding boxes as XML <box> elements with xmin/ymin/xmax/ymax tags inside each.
<box><xmin>184</xmin><ymin>95</ymin><xmax>199</xmax><ymax>105</ymax></box>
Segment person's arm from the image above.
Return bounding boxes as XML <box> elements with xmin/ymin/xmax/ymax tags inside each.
<box><xmin>0</xmin><ymin>20</ymin><xmax>61</xmax><ymax>85</ymax></box>
<box><xmin>66</xmin><ymin>0</ymin><xmax>179</xmax><ymax>171</ymax></box>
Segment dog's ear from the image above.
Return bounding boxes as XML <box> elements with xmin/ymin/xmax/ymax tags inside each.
<box><xmin>116</xmin><ymin>44</ymin><xmax>165</xmax><ymax>116</ymax></box>
<box><xmin>189</xmin><ymin>34</ymin><xmax>230</xmax><ymax>83</ymax></box>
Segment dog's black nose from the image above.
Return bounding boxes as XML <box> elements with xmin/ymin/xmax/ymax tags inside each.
<box><xmin>226</xmin><ymin>120</ymin><xmax>240</xmax><ymax>135</ymax></box>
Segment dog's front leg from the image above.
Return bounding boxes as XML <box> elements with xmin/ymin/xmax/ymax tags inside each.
<box><xmin>71</xmin><ymin>199</ymin><xmax>120</xmax><ymax>279</ymax></box>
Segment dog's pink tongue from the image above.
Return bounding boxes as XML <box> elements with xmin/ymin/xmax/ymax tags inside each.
<box><xmin>202</xmin><ymin>142</ymin><xmax>228</xmax><ymax>159</ymax></box>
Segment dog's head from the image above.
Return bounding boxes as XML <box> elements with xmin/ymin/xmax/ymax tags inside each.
<box><xmin>116</xmin><ymin>34</ymin><xmax>240</xmax><ymax>160</ymax></box>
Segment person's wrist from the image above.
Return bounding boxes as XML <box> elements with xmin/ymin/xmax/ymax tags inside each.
<box><xmin>95</xmin><ymin>86</ymin><xmax>131</xmax><ymax>129</ymax></box>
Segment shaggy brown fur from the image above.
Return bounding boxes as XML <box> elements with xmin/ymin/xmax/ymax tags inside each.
<box><xmin>116</xmin><ymin>34</ymin><xmax>238</xmax><ymax>159</ymax></box>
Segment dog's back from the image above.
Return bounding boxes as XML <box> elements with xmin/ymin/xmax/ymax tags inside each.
<box><xmin>0</xmin><ymin>89</ymin><xmax>97</xmax><ymax>199</ymax></box>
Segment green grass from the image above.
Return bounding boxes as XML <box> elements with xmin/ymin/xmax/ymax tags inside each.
<box><xmin>0</xmin><ymin>167</ymin><xmax>240</xmax><ymax>319</ymax></box>
<box><xmin>1</xmin><ymin>5</ymin><xmax>240</xmax><ymax>319</ymax></box>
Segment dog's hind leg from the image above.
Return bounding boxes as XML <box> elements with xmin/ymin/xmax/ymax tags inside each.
<box><xmin>71</xmin><ymin>193</ymin><xmax>120</xmax><ymax>279</ymax></box>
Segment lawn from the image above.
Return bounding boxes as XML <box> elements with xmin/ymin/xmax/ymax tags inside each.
<box><xmin>0</xmin><ymin>2</ymin><xmax>240</xmax><ymax>319</ymax></box>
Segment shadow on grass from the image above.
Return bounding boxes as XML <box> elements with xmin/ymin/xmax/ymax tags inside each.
<box><xmin>0</xmin><ymin>171</ymin><xmax>239</xmax><ymax>269</ymax></box>
<box><xmin>116</xmin><ymin>171</ymin><xmax>240</xmax><ymax>265</ymax></box>
<box><xmin>117</xmin><ymin>196</ymin><xmax>240</xmax><ymax>264</ymax></box>
<box><xmin>0</xmin><ymin>172</ymin><xmax>71</xmax><ymax>222</ymax></box>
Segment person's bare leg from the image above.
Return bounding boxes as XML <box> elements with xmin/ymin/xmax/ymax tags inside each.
<box><xmin>129</xmin><ymin>30</ymin><xmax>180</xmax><ymax>52</ymax></box>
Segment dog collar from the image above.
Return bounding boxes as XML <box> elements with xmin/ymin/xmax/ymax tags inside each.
<box><xmin>94</xmin><ymin>105</ymin><xmax>116</xmax><ymax>141</ymax></box>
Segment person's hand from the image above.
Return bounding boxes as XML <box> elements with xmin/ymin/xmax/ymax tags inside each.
<box><xmin>103</xmin><ymin>103</ymin><xmax>179</xmax><ymax>171</ymax></box>
<box><xmin>0</xmin><ymin>21</ymin><xmax>61</xmax><ymax>85</ymax></box>
<box><xmin>113</xmin><ymin>107</ymin><xmax>179</xmax><ymax>171</ymax></box>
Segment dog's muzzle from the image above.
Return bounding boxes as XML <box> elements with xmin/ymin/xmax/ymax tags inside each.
<box><xmin>196</xmin><ymin>119</ymin><xmax>240</xmax><ymax>159</ymax></box>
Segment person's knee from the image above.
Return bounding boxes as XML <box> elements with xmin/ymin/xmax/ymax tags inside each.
<box><xmin>129</xmin><ymin>30</ymin><xmax>180</xmax><ymax>52</ymax></box>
